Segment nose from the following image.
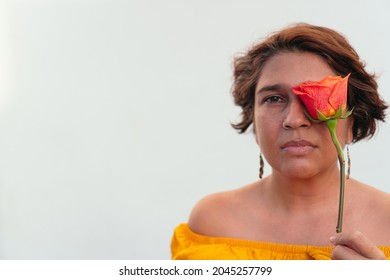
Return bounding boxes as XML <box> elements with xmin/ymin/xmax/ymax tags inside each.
<box><xmin>282</xmin><ymin>96</ymin><xmax>311</xmax><ymax>129</ymax></box>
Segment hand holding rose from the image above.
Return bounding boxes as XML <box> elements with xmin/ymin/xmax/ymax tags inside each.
<box><xmin>330</xmin><ymin>231</ymin><xmax>387</xmax><ymax>260</ymax></box>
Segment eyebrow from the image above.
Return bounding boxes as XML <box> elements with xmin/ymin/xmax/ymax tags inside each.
<box><xmin>256</xmin><ymin>84</ymin><xmax>286</xmax><ymax>95</ymax></box>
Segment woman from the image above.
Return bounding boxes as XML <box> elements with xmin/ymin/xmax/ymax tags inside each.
<box><xmin>171</xmin><ymin>23</ymin><xmax>390</xmax><ymax>260</ymax></box>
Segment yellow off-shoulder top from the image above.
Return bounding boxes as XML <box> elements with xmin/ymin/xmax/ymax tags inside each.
<box><xmin>171</xmin><ymin>223</ymin><xmax>390</xmax><ymax>260</ymax></box>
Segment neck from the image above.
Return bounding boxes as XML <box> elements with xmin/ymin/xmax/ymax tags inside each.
<box><xmin>265</xmin><ymin>163</ymin><xmax>342</xmax><ymax>214</ymax></box>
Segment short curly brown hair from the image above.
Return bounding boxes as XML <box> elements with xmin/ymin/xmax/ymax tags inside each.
<box><xmin>231</xmin><ymin>23</ymin><xmax>388</xmax><ymax>143</ymax></box>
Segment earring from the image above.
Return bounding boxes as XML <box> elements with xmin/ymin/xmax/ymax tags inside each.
<box><xmin>259</xmin><ymin>153</ymin><xmax>264</xmax><ymax>179</ymax></box>
<box><xmin>346</xmin><ymin>145</ymin><xmax>351</xmax><ymax>180</ymax></box>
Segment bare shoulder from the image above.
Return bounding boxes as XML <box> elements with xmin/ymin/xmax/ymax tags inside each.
<box><xmin>188</xmin><ymin>182</ymin><xmax>260</xmax><ymax>237</ymax></box>
<box><xmin>369</xmin><ymin>185</ymin><xmax>390</xmax><ymax>216</ymax></box>
<box><xmin>350</xmin><ymin>179</ymin><xmax>390</xmax><ymax>237</ymax></box>
<box><xmin>187</xmin><ymin>191</ymin><xmax>232</xmax><ymax>235</ymax></box>
<box><xmin>354</xmin><ymin>180</ymin><xmax>390</xmax><ymax>210</ymax></box>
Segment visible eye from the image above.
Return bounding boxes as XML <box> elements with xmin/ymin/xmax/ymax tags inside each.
<box><xmin>264</xmin><ymin>95</ymin><xmax>285</xmax><ymax>104</ymax></box>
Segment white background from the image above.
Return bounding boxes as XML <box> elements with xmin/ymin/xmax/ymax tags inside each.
<box><xmin>0</xmin><ymin>0</ymin><xmax>389</xmax><ymax>259</ymax></box>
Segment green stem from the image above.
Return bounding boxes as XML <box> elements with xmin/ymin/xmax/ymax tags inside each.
<box><xmin>325</xmin><ymin>119</ymin><xmax>346</xmax><ymax>233</ymax></box>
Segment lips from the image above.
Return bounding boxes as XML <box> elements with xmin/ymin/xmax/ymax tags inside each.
<box><xmin>282</xmin><ymin>140</ymin><xmax>315</xmax><ymax>148</ymax></box>
<box><xmin>281</xmin><ymin>140</ymin><xmax>316</xmax><ymax>155</ymax></box>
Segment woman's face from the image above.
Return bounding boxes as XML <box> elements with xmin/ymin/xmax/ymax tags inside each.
<box><xmin>254</xmin><ymin>51</ymin><xmax>353</xmax><ymax>179</ymax></box>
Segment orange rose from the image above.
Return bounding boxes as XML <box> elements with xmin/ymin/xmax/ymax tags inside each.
<box><xmin>291</xmin><ymin>74</ymin><xmax>350</xmax><ymax>120</ymax></box>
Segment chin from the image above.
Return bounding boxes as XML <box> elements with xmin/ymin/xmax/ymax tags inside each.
<box><xmin>277</xmin><ymin>164</ymin><xmax>318</xmax><ymax>179</ymax></box>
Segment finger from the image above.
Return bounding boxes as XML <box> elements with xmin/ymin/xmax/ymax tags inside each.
<box><xmin>331</xmin><ymin>245</ymin><xmax>368</xmax><ymax>260</ymax></box>
<box><xmin>330</xmin><ymin>231</ymin><xmax>386</xmax><ymax>259</ymax></box>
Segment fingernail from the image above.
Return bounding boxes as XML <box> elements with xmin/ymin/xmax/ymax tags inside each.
<box><xmin>329</xmin><ymin>235</ymin><xmax>337</xmax><ymax>244</ymax></box>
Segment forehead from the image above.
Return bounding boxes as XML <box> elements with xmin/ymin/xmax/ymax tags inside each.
<box><xmin>256</xmin><ymin>51</ymin><xmax>336</xmax><ymax>89</ymax></box>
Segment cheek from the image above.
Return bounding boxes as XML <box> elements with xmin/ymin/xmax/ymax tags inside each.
<box><xmin>314</xmin><ymin>121</ymin><xmax>351</xmax><ymax>153</ymax></box>
<box><xmin>335</xmin><ymin>119</ymin><xmax>353</xmax><ymax>144</ymax></box>
<box><xmin>254</xmin><ymin>114</ymin><xmax>281</xmax><ymax>147</ymax></box>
